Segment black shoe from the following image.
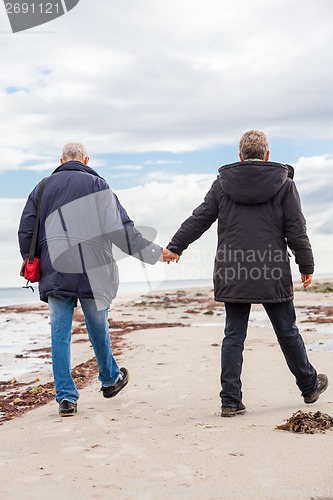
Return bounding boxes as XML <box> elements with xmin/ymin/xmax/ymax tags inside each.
<box><xmin>303</xmin><ymin>374</ymin><xmax>328</xmax><ymax>404</ymax></box>
<box><xmin>59</xmin><ymin>399</ymin><xmax>77</xmax><ymax>417</ymax></box>
<box><xmin>101</xmin><ymin>367</ymin><xmax>129</xmax><ymax>398</ymax></box>
<box><xmin>221</xmin><ymin>403</ymin><xmax>246</xmax><ymax>417</ymax></box>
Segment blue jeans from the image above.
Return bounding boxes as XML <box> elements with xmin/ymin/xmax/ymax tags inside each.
<box><xmin>220</xmin><ymin>301</ymin><xmax>317</xmax><ymax>407</ymax></box>
<box><xmin>49</xmin><ymin>296</ymin><xmax>120</xmax><ymax>403</ymax></box>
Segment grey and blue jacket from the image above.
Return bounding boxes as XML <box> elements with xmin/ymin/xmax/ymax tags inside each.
<box><xmin>18</xmin><ymin>161</ymin><xmax>161</xmax><ymax>308</ymax></box>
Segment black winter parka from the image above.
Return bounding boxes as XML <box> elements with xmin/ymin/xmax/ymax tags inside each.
<box><xmin>167</xmin><ymin>161</ymin><xmax>314</xmax><ymax>303</ymax></box>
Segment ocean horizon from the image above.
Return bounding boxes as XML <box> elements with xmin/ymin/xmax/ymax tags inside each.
<box><xmin>2</xmin><ymin>273</ymin><xmax>333</xmax><ymax>308</ymax></box>
<box><xmin>0</xmin><ymin>279</ymin><xmax>213</xmax><ymax>307</ymax></box>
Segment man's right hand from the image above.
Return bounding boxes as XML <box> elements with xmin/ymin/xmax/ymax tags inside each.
<box><xmin>159</xmin><ymin>248</ymin><xmax>180</xmax><ymax>264</ymax></box>
<box><xmin>301</xmin><ymin>274</ymin><xmax>313</xmax><ymax>289</ymax></box>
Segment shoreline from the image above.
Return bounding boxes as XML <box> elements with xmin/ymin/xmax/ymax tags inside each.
<box><xmin>0</xmin><ymin>283</ymin><xmax>332</xmax><ymax>499</ymax></box>
<box><xmin>0</xmin><ymin>282</ymin><xmax>332</xmax><ymax>499</ymax></box>
<box><xmin>1</xmin><ymin>281</ymin><xmax>333</xmax><ymax>425</ymax></box>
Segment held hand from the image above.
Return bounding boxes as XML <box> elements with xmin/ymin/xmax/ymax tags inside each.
<box><xmin>301</xmin><ymin>273</ymin><xmax>313</xmax><ymax>289</ymax></box>
<box><xmin>159</xmin><ymin>248</ymin><xmax>180</xmax><ymax>264</ymax></box>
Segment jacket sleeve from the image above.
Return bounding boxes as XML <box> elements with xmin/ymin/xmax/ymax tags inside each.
<box><xmin>18</xmin><ymin>186</ymin><xmax>39</xmax><ymax>259</ymax></box>
<box><xmin>103</xmin><ymin>191</ymin><xmax>162</xmax><ymax>265</ymax></box>
<box><xmin>281</xmin><ymin>180</ymin><xmax>314</xmax><ymax>274</ymax></box>
<box><xmin>167</xmin><ymin>180</ymin><xmax>219</xmax><ymax>255</ymax></box>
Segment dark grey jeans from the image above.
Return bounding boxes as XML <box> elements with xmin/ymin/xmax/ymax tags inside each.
<box><xmin>220</xmin><ymin>300</ymin><xmax>317</xmax><ymax>407</ymax></box>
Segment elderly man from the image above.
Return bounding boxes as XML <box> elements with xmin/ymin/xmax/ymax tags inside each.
<box><xmin>19</xmin><ymin>143</ymin><xmax>178</xmax><ymax>416</ymax></box>
<box><xmin>167</xmin><ymin>130</ymin><xmax>328</xmax><ymax>417</ymax></box>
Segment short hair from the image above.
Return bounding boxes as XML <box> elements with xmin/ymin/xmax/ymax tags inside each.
<box><xmin>239</xmin><ymin>130</ymin><xmax>269</xmax><ymax>160</ymax></box>
<box><xmin>61</xmin><ymin>143</ymin><xmax>88</xmax><ymax>162</ymax></box>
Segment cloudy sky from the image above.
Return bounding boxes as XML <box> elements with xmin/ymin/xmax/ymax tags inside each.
<box><xmin>0</xmin><ymin>0</ymin><xmax>332</xmax><ymax>288</ymax></box>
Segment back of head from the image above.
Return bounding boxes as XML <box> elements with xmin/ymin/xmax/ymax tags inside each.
<box><xmin>239</xmin><ymin>130</ymin><xmax>269</xmax><ymax>160</ymax></box>
<box><xmin>61</xmin><ymin>143</ymin><xmax>88</xmax><ymax>163</ymax></box>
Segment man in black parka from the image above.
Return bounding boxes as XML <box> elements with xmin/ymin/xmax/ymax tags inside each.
<box><xmin>167</xmin><ymin>130</ymin><xmax>328</xmax><ymax>416</ymax></box>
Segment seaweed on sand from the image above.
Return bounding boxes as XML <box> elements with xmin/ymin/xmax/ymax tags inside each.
<box><xmin>276</xmin><ymin>410</ymin><xmax>333</xmax><ymax>434</ymax></box>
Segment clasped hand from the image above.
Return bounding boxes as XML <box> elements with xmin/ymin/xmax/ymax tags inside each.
<box><xmin>159</xmin><ymin>248</ymin><xmax>180</xmax><ymax>263</ymax></box>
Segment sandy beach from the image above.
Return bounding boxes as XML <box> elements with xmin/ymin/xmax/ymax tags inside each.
<box><xmin>0</xmin><ymin>283</ymin><xmax>332</xmax><ymax>499</ymax></box>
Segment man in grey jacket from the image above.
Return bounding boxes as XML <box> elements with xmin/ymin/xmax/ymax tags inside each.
<box><xmin>167</xmin><ymin>130</ymin><xmax>328</xmax><ymax>417</ymax></box>
<box><xmin>19</xmin><ymin>143</ymin><xmax>179</xmax><ymax>417</ymax></box>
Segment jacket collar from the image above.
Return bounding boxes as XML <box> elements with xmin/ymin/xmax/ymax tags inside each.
<box><xmin>52</xmin><ymin>160</ymin><xmax>103</xmax><ymax>178</ymax></box>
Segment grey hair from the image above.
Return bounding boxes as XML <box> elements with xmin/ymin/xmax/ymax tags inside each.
<box><xmin>239</xmin><ymin>130</ymin><xmax>269</xmax><ymax>160</ymax></box>
<box><xmin>61</xmin><ymin>143</ymin><xmax>88</xmax><ymax>162</ymax></box>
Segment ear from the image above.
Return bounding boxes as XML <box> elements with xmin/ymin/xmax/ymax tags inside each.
<box><xmin>83</xmin><ymin>156</ymin><xmax>89</xmax><ymax>165</ymax></box>
<box><xmin>264</xmin><ymin>151</ymin><xmax>270</xmax><ymax>161</ymax></box>
<box><xmin>60</xmin><ymin>158</ymin><xmax>64</xmax><ymax>164</ymax></box>
<box><xmin>239</xmin><ymin>152</ymin><xmax>244</xmax><ymax>161</ymax></box>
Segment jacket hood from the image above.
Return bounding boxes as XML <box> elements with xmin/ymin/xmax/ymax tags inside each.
<box><xmin>218</xmin><ymin>161</ymin><xmax>289</xmax><ymax>205</ymax></box>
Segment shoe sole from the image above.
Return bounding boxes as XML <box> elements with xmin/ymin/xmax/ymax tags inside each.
<box><xmin>221</xmin><ymin>407</ymin><xmax>246</xmax><ymax>417</ymax></box>
<box><xmin>59</xmin><ymin>412</ymin><xmax>77</xmax><ymax>417</ymax></box>
<box><xmin>304</xmin><ymin>375</ymin><xmax>328</xmax><ymax>404</ymax></box>
<box><xmin>103</xmin><ymin>368</ymin><xmax>129</xmax><ymax>398</ymax></box>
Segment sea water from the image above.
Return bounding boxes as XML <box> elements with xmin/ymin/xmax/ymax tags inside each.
<box><xmin>0</xmin><ymin>279</ymin><xmax>212</xmax><ymax>307</ymax></box>
<box><xmin>0</xmin><ymin>279</ymin><xmax>213</xmax><ymax>380</ymax></box>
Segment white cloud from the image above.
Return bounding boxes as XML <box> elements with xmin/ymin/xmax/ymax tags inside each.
<box><xmin>0</xmin><ymin>199</ymin><xmax>26</xmax><ymax>238</ymax></box>
<box><xmin>0</xmin><ymin>199</ymin><xmax>27</xmax><ymax>288</ymax></box>
<box><xmin>115</xmin><ymin>165</ymin><xmax>333</xmax><ymax>279</ymax></box>
<box><xmin>116</xmin><ymin>173</ymin><xmax>213</xmax><ymax>232</ymax></box>
<box><xmin>293</xmin><ymin>156</ymin><xmax>333</xmax><ymax>234</ymax></box>
<box><xmin>144</xmin><ymin>160</ymin><xmax>181</xmax><ymax>166</ymax></box>
<box><xmin>112</xmin><ymin>165</ymin><xmax>143</xmax><ymax>171</ymax></box>
<box><xmin>1</xmin><ymin>155</ymin><xmax>333</xmax><ymax>288</ymax></box>
<box><xmin>0</xmin><ymin>173</ymin><xmax>217</xmax><ymax>287</ymax></box>
<box><xmin>0</xmin><ymin>1</ymin><xmax>333</xmax><ymax>286</ymax></box>
<box><xmin>0</xmin><ymin>0</ymin><xmax>333</xmax><ymax>172</ymax></box>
